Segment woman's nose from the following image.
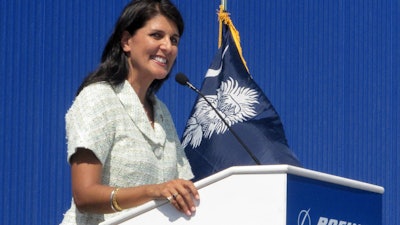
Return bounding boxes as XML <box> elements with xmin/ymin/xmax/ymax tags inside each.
<box><xmin>160</xmin><ymin>37</ymin><xmax>172</xmax><ymax>51</ymax></box>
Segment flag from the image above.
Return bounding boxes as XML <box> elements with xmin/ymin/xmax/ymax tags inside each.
<box><xmin>182</xmin><ymin>7</ymin><xmax>301</xmax><ymax>181</ymax></box>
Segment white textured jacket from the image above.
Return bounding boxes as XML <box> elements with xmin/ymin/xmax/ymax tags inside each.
<box><xmin>60</xmin><ymin>80</ymin><xmax>193</xmax><ymax>225</ymax></box>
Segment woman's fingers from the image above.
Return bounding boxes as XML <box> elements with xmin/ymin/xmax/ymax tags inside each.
<box><xmin>162</xmin><ymin>179</ymin><xmax>199</xmax><ymax>216</ymax></box>
<box><xmin>173</xmin><ymin>188</ymin><xmax>194</xmax><ymax>216</ymax></box>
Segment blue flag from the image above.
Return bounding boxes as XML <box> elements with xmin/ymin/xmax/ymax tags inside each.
<box><xmin>182</xmin><ymin>16</ymin><xmax>301</xmax><ymax>181</ymax></box>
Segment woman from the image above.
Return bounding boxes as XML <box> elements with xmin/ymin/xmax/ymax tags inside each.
<box><xmin>60</xmin><ymin>0</ymin><xmax>199</xmax><ymax>224</ymax></box>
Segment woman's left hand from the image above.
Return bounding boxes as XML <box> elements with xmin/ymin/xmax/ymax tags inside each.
<box><xmin>157</xmin><ymin>179</ymin><xmax>200</xmax><ymax>216</ymax></box>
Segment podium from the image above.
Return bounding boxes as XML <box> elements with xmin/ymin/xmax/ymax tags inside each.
<box><xmin>100</xmin><ymin>165</ymin><xmax>384</xmax><ymax>225</ymax></box>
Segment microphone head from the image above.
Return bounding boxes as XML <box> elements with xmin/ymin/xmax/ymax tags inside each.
<box><xmin>175</xmin><ymin>73</ymin><xmax>189</xmax><ymax>86</ymax></box>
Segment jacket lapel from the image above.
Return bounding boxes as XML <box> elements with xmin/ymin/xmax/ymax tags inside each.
<box><xmin>114</xmin><ymin>80</ymin><xmax>166</xmax><ymax>149</ymax></box>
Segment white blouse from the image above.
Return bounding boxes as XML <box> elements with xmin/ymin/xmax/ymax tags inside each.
<box><xmin>60</xmin><ymin>80</ymin><xmax>193</xmax><ymax>225</ymax></box>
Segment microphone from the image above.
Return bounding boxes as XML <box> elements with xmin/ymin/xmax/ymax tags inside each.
<box><xmin>175</xmin><ymin>73</ymin><xmax>261</xmax><ymax>165</ymax></box>
<box><xmin>175</xmin><ymin>72</ymin><xmax>200</xmax><ymax>93</ymax></box>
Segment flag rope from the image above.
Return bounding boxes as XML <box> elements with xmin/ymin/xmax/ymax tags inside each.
<box><xmin>218</xmin><ymin>5</ymin><xmax>249</xmax><ymax>73</ymax></box>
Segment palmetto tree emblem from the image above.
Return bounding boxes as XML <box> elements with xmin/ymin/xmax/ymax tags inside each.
<box><xmin>182</xmin><ymin>77</ymin><xmax>259</xmax><ymax>149</ymax></box>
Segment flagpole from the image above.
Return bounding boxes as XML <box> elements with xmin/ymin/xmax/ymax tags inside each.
<box><xmin>221</xmin><ymin>0</ymin><xmax>227</xmax><ymax>11</ymax></box>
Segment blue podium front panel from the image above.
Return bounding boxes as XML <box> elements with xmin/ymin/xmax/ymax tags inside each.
<box><xmin>286</xmin><ymin>174</ymin><xmax>382</xmax><ymax>225</ymax></box>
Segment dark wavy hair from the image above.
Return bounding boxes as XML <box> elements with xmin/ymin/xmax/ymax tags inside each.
<box><xmin>76</xmin><ymin>0</ymin><xmax>184</xmax><ymax>100</ymax></box>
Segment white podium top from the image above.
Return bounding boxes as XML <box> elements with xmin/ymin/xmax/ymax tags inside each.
<box><xmin>100</xmin><ymin>165</ymin><xmax>384</xmax><ymax>225</ymax></box>
<box><xmin>196</xmin><ymin>165</ymin><xmax>384</xmax><ymax>193</ymax></box>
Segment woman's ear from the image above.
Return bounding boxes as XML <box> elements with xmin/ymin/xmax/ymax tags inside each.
<box><xmin>121</xmin><ymin>31</ymin><xmax>132</xmax><ymax>52</ymax></box>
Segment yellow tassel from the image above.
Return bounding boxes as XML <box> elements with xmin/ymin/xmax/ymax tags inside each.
<box><xmin>218</xmin><ymin>5</ymin><xmax>249</xmax><ymax>73</ymax></box>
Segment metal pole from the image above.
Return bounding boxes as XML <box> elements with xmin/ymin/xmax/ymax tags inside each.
<box><xmin>221</xmin><ymin>0</ymin><xmax>227</xmax><ymax>11</ymax></box>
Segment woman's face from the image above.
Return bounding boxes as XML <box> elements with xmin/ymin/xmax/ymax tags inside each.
<box><xmin>122</xmin><ymin>14</ymin><xmax>180</xmax><ymax>85</ymax></box>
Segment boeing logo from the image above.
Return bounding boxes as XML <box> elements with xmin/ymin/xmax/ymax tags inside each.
<box><xmin>297</xmin><ymin>209</ymin><xmax>311</xmax><ymax>225</ymax></box>
<box><xmin>297</xmin><ymin>209</ymin><xmax>361</xmax><ymax>225</ymax></box>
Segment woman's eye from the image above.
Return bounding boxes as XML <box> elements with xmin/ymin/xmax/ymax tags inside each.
<box><xmin>151</xmin><ymin>33</ymin><xmax>162</xmax><ymax>39</ymax></box>
<box><xmin>150</xmin><ymin>32</ymin><xmax>179</xmax><ymax>45</ymax></box>
<box><xmin>171</xmin><ymin>37</ymin><xmax>179</xmax><ymax>45</ymax></box>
